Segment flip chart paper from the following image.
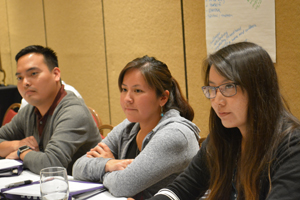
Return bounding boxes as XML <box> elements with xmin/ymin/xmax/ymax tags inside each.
<box><xmin>205</xmin><ymin>0</ymin><xmax>276</xmax><ymax>62</ymax></box>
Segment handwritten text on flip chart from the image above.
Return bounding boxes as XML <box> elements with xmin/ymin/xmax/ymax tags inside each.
<box><xmin>205</xmin><ymin>0</ymin><xmax>276</xmax><ymax>62</ymax></box>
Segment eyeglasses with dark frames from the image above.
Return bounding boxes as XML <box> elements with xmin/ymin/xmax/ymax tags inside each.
<box><xmin>202</xmin><ymin>83</ymin><xmax>238</xmax><ymax>99</ymax></box>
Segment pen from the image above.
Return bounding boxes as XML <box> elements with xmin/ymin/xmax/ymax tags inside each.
<box><xmin>5</xmin><ymin>180</ymin><xmax>32</xmax><ymax>188</ymax></box>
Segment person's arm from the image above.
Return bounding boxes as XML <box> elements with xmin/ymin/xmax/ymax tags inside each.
<box><xmin>0</xmin><ymin>140</ymin><xmax>20</xmax><ymax>157</ymax></box>
<box><xmin>4</xmin><ymin>136</ymin><xmax>39</xmax><ymax>159</ymax></box>
<box><xmin>265</xmin><ymin>131</ymin><xmax>300</xmax><ymax>199</ymax></box>
<box><xmin>0</xmin><ymin>111</ymin><xmax>30</xmax><ymax>157</ymax></box>
<box><xmin>72</xmin><ymin>120</ymin><xmax>129</xmax><ymax>182</ymax></box>
<box><xmin>22</xmin><ymin>104</ymin><xmax>101</xmax><ymax>174</ymax></box>
<box><xmin>103</xmin><ymin>125</ymin><xmax>199</xmax><ymax>197</ymax></box>
<box><xmin>148</xmin><ymin>139</ymin><xmax>210</xmax><ymax>200</ymax></box>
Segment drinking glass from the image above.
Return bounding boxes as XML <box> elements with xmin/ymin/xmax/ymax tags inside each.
<box><xmin>40</xmin><ymin>167</ymin><xmax>69</xmax><ymax>200</ymax></box>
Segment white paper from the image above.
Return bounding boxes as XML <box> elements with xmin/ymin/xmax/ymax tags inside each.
<box><xmin>4</xmin><ymin>181</ymin><xmax>103</xmax><ymax>196</ymax></box>
<box><xmin>88</xmin><ymin>191</ymin><xmax>127</xmax><ymax>200</ymax></box>
<box><xmin>0</xmin><ymin>159</ymin><xmax>22</xmax><ymax>170</ymax></box>
<box><xmin>0</xmin><ymin>170</ymin><xmax>125</xmax><ymax>199</ymax></box>
<box><xmin>0</xmin><ymin>170</ymin><xmax>39</xmax><ymax>189</ymax></box>
<box><xmin>205</xmin><ymin>0</ymin><xmax>276</xmax><ymax>62</ymax></box>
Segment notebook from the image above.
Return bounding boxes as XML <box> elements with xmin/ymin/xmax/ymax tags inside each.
<box><xmin>0</xmin><ymin>159</ymin><xmax>23</xmax><ymax>177</ymax></box>
<box><xmin>1</xmin><ymin>180</ymin><xmax>106</xmax><ymax>200</ymax></box>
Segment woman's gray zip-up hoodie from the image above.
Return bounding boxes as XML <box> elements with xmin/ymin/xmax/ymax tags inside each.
<box><xmin>73</xmin><ymin>109</ymin><xmax>200</xmax><ymax>199</ymax></box>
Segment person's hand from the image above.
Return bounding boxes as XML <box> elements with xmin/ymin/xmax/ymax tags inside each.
<box><xmin>105</xmin><ymin>159</ymin><xmax>133</xmax><ymax>172</ymax></box>
<box><xmin>5</xmin><ymin>150</ymin><xmax>18</xmax><ymax>160</ymax></box>
<box><xmin>19</xmin><ymin>136</ymin><xmax>39</xmax><ymax>151</ymax></box>
<box><xmin>127</xmin><ymin>198</ymin><xmax>135</xmax><ymax>200</ymax></box>
<box><xmin>86</xmin><ymin>142</ymin><xmax>115</xmax><ymax>159</ymax></box>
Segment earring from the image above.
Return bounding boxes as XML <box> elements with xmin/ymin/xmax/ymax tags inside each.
<box><xmin>161</xmin><ymin>106</ymin><xmax>164</xmax><ymax>117</ymax></box>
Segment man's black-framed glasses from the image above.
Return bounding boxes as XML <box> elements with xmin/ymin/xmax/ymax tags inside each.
<box><xmin>202</xmin><ymin>83</ymin><xmax>238</xmax><ymax>99</ymax></box>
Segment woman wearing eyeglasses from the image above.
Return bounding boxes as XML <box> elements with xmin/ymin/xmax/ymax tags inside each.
<box><xmin>139</xmin><ymin>42</ymin><xmax>300</xmax><ymax>200</ymax></box>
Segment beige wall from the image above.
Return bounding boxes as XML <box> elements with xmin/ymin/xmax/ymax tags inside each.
<box><xmin>0</xmin><ymin>0</ymin><xmax>299</xmax><ymax>138</ymax></box>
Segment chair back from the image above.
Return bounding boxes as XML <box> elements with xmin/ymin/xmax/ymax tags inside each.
<box><xmin>199</xmin><ymin>137</ymin><xmax>206</xmax><ymax>148</ymax></box>
<box><xmin>2</xmin><ymin>103</ymin><xmax>21</xmax><ymax>126</ymax></box>
<box><xmin>88</xmin><ymin>107</ymin><xmax>113</xmax><ymax>139</ymax></box>
<box><xmin>99</xmin><ymin>124</ymin><xmax>114</xmax><ymax>136</ymax></box>
<box><xmin>88</xmin><ymin>107</ymin><xmax>101</xmax><ymax>127</ymax></box>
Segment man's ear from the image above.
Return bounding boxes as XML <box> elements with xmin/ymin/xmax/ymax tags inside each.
<box><xmin>52</xmin><ymin>67</ymin><xmax>61</xmax><ymax>82</ymax></box>
<box><xmin>160</xmin><ymin>90</ymin><xmax>170</xmax><ymax>106</ymax></box>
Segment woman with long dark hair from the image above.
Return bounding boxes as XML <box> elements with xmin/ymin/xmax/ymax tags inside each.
<box><xmin>144</xmin><ymin>42</ymin><xmax>300</xmax><ymax>200</ymax></box>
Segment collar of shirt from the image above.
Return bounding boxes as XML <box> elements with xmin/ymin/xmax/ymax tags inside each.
<box><xmin>35</xmin><ymin>85</ymin><xmax>67</xmax><ymax>137</ymax></box>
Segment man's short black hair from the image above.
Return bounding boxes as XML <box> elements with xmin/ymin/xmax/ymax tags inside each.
<box><xmin>15</xmin><ymin>45</ymin><xmax>58</xmax><ymax>71</ymax></box>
